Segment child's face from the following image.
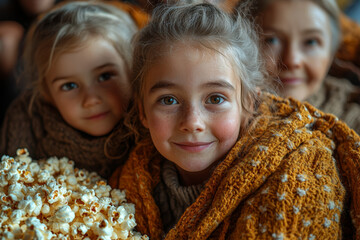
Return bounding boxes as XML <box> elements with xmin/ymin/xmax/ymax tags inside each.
<box><xmin>259</xmin><ymin>0</ymin><xmax>333</xmax><ymax>101</ymax></box>
<box><xmin>140</xmin><ymin>44</ymin><xmax>243</xmax><ymax>174</ymax></box>
<box><xmin>45</xmin><ymin>37</ymin><xmax>131</xmax><ymax>136</ymax></box>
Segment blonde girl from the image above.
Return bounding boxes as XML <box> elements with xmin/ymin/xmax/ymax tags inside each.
<box><xmin>0</xmin><ymin>1</ymin><xmax>138</xmax><ymax>179</ymax></box>
<box><xmin>110</xmin><ymin>2</ymin><xmax>360</xmax><ymax>239</ymax></box>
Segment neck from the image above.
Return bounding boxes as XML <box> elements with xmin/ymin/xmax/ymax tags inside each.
<box><xmin>175</xmin><ymin>159</ymin><xmax>221</xmax><ymax>186</ymax></box>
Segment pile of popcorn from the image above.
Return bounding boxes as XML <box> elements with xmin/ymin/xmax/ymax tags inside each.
<box><xmin>0</xmin><ymin>148</ymin><xmax>149</xmax><ymax>240</ymax></box>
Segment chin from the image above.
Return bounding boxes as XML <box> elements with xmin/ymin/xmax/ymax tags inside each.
<box><xmin>84</xmin><ymin>128</ymin><xmax>112</xmax><ymax>137</ymax></box>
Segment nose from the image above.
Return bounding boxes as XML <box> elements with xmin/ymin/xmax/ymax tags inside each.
<box><xmin>179</xmin><ymin>105</ymin><xmax>205</xmax><ymax>133</ymax></box>
<box><xmin>280</xmin><ymin>42</ymin><xmax>302</xmax><ymax>70</ymax></box>
<box><xmin>82</xmin><ymin>87</ymin><xmax>102</xmax><ymax>108</ymax></box>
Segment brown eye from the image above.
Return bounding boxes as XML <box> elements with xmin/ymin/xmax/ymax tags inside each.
<box><xmin>160</xmin><ymin>96</ymin><xmax>178</xmax><ymax>105</ymax></box>
<box><xmin>206</xmin><ymin>95</ymin><xmax>224</xmax><ymax>104</ymax></box>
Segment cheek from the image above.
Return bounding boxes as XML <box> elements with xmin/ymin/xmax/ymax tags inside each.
<box><xmin>146</xmin><ymin>112</ymin><xmax>174</xmax><ymax>142</ymax></box>
<box><xmin>307</xmin><ymin>53</ymin><xmax>332</xmax><ymax>83</ymax></box>
<box><xmin>211</xmin><ymin>116</ymin><xmax>241</xmax><ymax>145</ymax></box>
<box><xmin>55</xmin><ymin>98</ymin><xmax>77</xmax><ymax>120</ymax></box>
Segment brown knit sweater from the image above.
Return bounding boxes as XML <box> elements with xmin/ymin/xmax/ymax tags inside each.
<box><xmin>307</xmin><ymin>76</ymin><xmax>360</xmax><ymax>134</ymax></box>
<box><xmin>110</xmin><ymin>93</ymin><xmax>360</xmax><ymax>240</ymax></box>
<box><xmin>153</xmin><ymin>160</ymin><xmax>204</xmax><ymax>233</ymax></box>
<box><xmin>0</xmin><ymin>90</ymin><xmax>133</xmax><ymax>179</ymax></box>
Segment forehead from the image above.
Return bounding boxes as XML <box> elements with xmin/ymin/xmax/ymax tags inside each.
<box><xmin>142</xmin><ymin>43</ymin><xmax>239</xmax><ymax>89</ymax></box>
<box><xmin>145</xmin><ymin>41</ymin><xmax>235</xmax><ymax>74</ymax></box>
<box><xmin>146</xmin><ymin>42</ymin><xmax>234</xmax><ymax>74</ymax></box>
<box><xmin>46</xmin><ymin>37</ymin><xmax>123</xmax><ymax>77</ymax></box>
<box><xmin>260</xmin><ymin>0</ymin><xmax>331</xmax><ymax>34</ymax></box>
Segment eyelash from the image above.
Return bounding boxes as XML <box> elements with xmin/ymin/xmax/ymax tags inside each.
<box><xmin>265</xmin><ymin>36</ymin><xmax>279</xmax><ymax>46</ymax></box>
<box><xmin>159</xmin><ymin>96</ymin><xmax>178</xmax><ymax>105</ymax></box>
<box><xmin>61</xmin><ymin>82</ymin><xmax>78</xmax><ymax>91</ymax></box>
<box><xmin>206</xmin><ymin>95</ymin><xmax>225</xmax><ymax>104</ymax></box>
<box><xmin>157</xmin><ymin>94</ymin><xmax>226</xmax><ymax>106</ymax></box>
<box><xmin>304</xmin><ymin>38</ymin><xmax>320</xmax><ymax>47</ymax></box>
<box><xmin>58</xmin><ymin>70</ymin><xmax>118</xmax><ymax>92</ymax></box>
<box><xmin>98</xmin><ymin>71</ymin><xmax>116</xmax><ymax>82</ymax></box>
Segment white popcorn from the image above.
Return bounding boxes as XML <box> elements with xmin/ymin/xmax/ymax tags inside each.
<box><xmin>10</xmin><ymin>210</ymin><xmax>23</xmax><ymax>224</ymax></box>
<box><xmin>111</xmin><ymin>189</ymin><xmax>127</xmax><ymax>205</ymax></box>
<box><xmin>18</xmin><ymin>197</ymin><xmax>37</xmax><ymax>215</ymax></box>
<box><xmin>37</xmin><ymin>170</ymin><xmax>51</xmax><ymax>184</ymax></box>
<box><xmin>28</xmin><ymin>162</ymin><xmax>40</xmax><ymax>175</ymax></box>
<box><xmin>20</xmin><ymin>170</ymin><xmax>34</xmax><ymax>183</ymax></box>
<box><xmin>49</xmin><ymin>222</ymin><xmax>70</xmax><ymax>235</ymax></box>
<box><xmin>70</xmin><ymin>222</ymin><xmax>89</xmax><ymax>237</ymax></box>
<box><xmin>83</xmin><ymin>216</ymin><xmax>95</xmax><ymax>227</ymax></box>
<box><xmin>93</xmin><ymin>219</ymin><xmax>113</xmax><ymax>237</ymax></box>
<box><xmin>120</xmin><ymin>214</ymin><xmax>137</xmax><ymax>231</ymax></box>
<box><xmin>41</xmin><ymin>204</ymin><xmax>50</xmax><ymax>216</ymax></box>
<box><xmin>50</xmin><ymin>206</ymin><xmax>75</xmax><ymax>223</ymax></box>
<box><xmin>0</xmin><ymin>171</ymin><xmax>8</xmax><ymax>187</ymax></box>
<box><xmin>8</xmin><ymin>182</ymin><xmax>24</xmax><ymax>201</ymax></box>
<box><xmin>7</xmin><ymin>168</ymin><xmax>20</xmax><ymax>183</ymax></box>
<box><xmin>0</xmin><ymin>149</ymin><xmax>147</xmax><ymax>240</ymax></box>
<box><xmin>66</xmin><ymin>175</ymin><xmax>77</xmax><ymax>186</ymax></box>
<box><xmin>0</xmin><ymin>156</ymin><xmax>13</xmax><ymax>171</ymax></box>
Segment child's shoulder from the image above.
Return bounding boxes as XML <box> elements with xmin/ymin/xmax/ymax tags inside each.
<box><xmin>0</xmin><ymin>90</ymin><xmax>38</xmax><ymax>156</ymax></box>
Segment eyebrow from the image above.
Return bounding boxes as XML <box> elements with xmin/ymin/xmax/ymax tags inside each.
<box><xmin>264</xmin><ymin>26</ymin><xmax>326</xmax><ymax>36</ymax></box>
<box><xmin>203</xmin><ymin>80</ymin><xmax>235</xmax><ymax>90</ymax></box>
<box><xmin>149</xmin><ymin>81</ymin><xmax>176</xmax><ymax>93</ymax></box>
<box><xmin>149</xmin><ymin>79</ymin><xmax>236</xmax><ymax>93</ymax></box>
<box><xmin>51</xmin><ymin>63</ymin><xmax>117</xmax><ymax>83</ymax></box>
<box><xmin>302</xmin><ymin>29</ymin><xmax>326</xmax><ymax>36</ymax></box>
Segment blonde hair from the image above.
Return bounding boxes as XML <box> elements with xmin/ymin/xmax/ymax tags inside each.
<box><xmin>21</xmin><ymin>1</ymin><xmax>137</xmax><ymax>102</ymax></box>
<box><xmin>127</xmin><ymin>1</ymin><xmax>270</xmax><ymax>143</ymax></box>
<box><xmin>247</xmin><ymin>0</ymin><xmax>341</xmax><ymax>54</ymax></box>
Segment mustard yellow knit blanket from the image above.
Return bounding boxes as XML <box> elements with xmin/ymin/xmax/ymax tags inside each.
<box><xmin>110</xmin><ymin>93</ymin><xmax>360</xmax><ymax>240</ymax></box>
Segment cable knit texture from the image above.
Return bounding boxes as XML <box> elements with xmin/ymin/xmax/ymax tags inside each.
<box><xmin>109</xmin><ymin>93</ymin><xmax>360</xmax><ymax>240</ymax></box>
<box><xmin>0</xmin><ymin>90</ymin><xmax>132</xmax><ymax>179</ymax></box>
<box><xmin>153</xmin><ymin>160</ymin><xmax>204</xmax><ymax>232</ymax></box>
<box><xmin>307</xmin><ymin>76</ymin><xmax>360</xmax><ymax>133</ymax></box>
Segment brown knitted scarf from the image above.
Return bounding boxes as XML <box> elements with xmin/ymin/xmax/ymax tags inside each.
<box><xmin>110</xmin><ymin>93</ymin><xmax>360</xmax><ymax>240</ymax></box>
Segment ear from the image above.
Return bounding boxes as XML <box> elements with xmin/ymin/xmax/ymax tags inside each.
<box><xmin>138</xmin><ymin>102</ymin><xmax>149</xmax><ymax>128</ymax></box>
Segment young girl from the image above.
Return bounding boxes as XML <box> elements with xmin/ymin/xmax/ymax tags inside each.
<box><xmin>109</xmin><ymin>2</ymin><xmax>360</xmax><ymax>239</ymax></box>
<box><xmin>249</xmin><ymin>0</ymin><xmax>360</xmax><ymax>133</ymax></box>
<box><xmin>0</xmin><ymin>1</ymin><xmax>138</xmax><ymax>179</ymax></box>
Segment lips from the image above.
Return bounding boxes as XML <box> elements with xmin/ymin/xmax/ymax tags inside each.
<box><xmin>86</xmin><ymin>111</ymin><xmax>109</xmax><ymax>120</ymax></box>
<box><xmin>280</xmin><ymin>77</ymin><xmax>303</xmax><ymax>86</ymax></box>
<box><xmin>173</xmin><ymin>142</ymin><xmax>213</xmax><ymax>153</ymax></box>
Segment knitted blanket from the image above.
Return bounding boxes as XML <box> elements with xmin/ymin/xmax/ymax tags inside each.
<box><xmin>110</xmin><ymin>93</ymin><xmax>360</xmax><ymax>239</ymax></box>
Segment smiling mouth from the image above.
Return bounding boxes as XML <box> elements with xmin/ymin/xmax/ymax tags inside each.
<box><xmin>173</xmin><ymin>142</ymin><xmax>213</xmax><ymax>153</ymax></box>
<box><xmin>280</xmin><ymin>77</ymin><xmax>303</xmax><ymax>86</ymax></box>
<box><xmin>86</xmin><ymin>111</ymin><xmax>109</xmax><ymax>120</ymax></box>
